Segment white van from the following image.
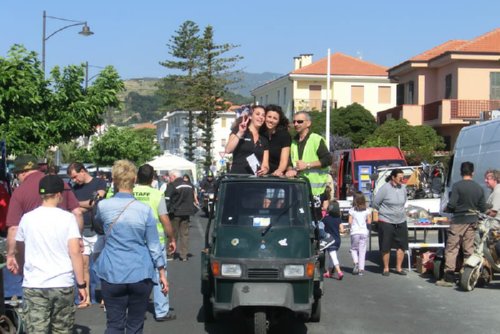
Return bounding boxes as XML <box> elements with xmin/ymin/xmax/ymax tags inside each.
<box><xmin>443</xmin><ymin>118</ymin><xmax>500</xmax><ymax>207</ymax></box>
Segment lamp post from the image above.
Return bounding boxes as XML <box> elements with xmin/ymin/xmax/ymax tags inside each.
<box><xmin>84</xmin><ymin>61</ymin><xmax>105</xmax><ymax>90</ymax></box>
<box><xmin>42</xmin><ymin>10</ymin><xmax>94</xmax><ymax>73</ymax></box>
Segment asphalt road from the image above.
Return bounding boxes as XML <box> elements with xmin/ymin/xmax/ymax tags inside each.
<box><xmin>74</xmin><ymin>214</ymin><xmax>500</xmax><ymax>334</ymax></box>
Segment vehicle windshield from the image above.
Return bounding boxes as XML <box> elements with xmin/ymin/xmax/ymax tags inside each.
<box><xmin>218</xmin><ymin>182</ymin><xmax>311</xmax><ymax>227</ymax></box>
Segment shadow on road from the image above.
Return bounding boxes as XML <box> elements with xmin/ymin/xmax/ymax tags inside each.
<box><xmin>196</xmin><ymin>306</ymin><xmax>308</xmax><ymax>334</ymax></box>
<box><xmin>73</xmin><ymin>324</ymin><xmax>91</xmax><ymax>334</ymax></box>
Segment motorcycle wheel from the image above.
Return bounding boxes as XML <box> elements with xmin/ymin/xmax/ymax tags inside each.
<box><xmin>459</xmin><ymin>266</ymin><xmax>481</xmax><ymax>291</ymax></box>
<box><xmin>253</xmin><ymin>310</ymin><xmax>268</xmax><ymax>334</ymax></box>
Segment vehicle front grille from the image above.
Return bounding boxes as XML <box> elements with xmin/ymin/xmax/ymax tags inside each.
<box><xmin>247</xmin><ymin>268</ymin><xmax>279</xmax><ymax>279</ymax></box>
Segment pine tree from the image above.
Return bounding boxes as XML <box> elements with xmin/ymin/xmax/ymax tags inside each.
<box><xmin>195</xmin><ymin>25</ymin><xmax>242</xmax><ymax>170</ymax></box>
<box><xmin>159</xmin><ymin>20</ymin><xmax>202</xmax><ymax>161</ymax></box>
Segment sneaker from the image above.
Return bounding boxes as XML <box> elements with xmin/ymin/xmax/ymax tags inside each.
<box><xmin>155</xmin><ymin>312</ymin><xmax>177</xmax><ymax>322</ymax></box>
<box><xmin>358</xmin><ymin>270</ymin><xmax>364</xmax><ymax>276</ymax></box>
<box><xmin>352</xmin><ymin>264</ymin><xmax>359</xmax><ymax>275</ymax></box>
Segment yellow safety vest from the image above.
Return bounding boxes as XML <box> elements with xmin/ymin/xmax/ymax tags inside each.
<box><xmin>290</xmin><ymin>133</ymin><xmax>330</xmax><ymax>196</ymax></box>
<box><xmin>133</xmin><ymin>184</ymin><xmax>166</xmax><ymax>244</ymax></box>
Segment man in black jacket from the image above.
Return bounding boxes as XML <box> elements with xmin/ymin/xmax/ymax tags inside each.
<box><xmin>165</xmin><ymin>170</ymin><xmax>196</xmax><ymax>261</ymax></box>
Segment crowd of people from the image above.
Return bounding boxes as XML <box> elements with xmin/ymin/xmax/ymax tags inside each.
<box><xmin>1</xmin><ymin>103</ymin><xmax>500</xmax><ymax>332</ymax></box>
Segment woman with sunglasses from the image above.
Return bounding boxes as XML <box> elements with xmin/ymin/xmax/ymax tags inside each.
<box><xmin>225</xmin><ymin>105</ymin><xmax>269</xmax><ymax>175</ymax></box>
<box><xmin>372</xmin><ymin>168</ymin><xmax>408</xmax><ymax>276</ymax></box>
<box><xmin>261</xmin><ymin>104</ymin><xmax>291</xmax><ymax>177</ymax></box>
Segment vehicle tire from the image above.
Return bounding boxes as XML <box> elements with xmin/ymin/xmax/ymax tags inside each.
<box><xmin>253</xmin><ymin>310</ymin><xmax>267</xmax><ymax>334</ymax></box>
<box><xmin>459</xmin><ymin>266</ymin><xmax>480</xmax><ymax>291</ymax></box>
<box><xmin>310</xmin><ymin>299</ymin><xmax>321</xmax><ymax>322</ymax></box>
<box><xmin>433</xmin><ymin>258</ymin><xmax>443</xmax><ymax>280</ymax></box>
<box><xmin>203</xmin><ymin>294</ymin><xmax>214</xmax><ymax>323</ymax></box>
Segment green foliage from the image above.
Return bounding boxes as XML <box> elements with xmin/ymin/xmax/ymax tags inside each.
<box><xmin>159</xmin><ymin>21</ymin><xmax>242</xmax><ymax>168</ymax></box>
<box><xmin>90</xmin><ymin>127</ymin><xmax>160</xmax><ymax>166</ymax></box>
<box><xmin>123</xmin><ymin>92</ymin><xmax>163</xmax><ymax>123</ymax></box>
<box><xmin>0</xmin><ymin>45</ymin><xmax>124</xmax><ymax>156</ymax></box>
<box><xmin>331</xmin><ymin>103</ymin><xmax>377</xmax><ymax>147</ymax></box>
<box><xmin>363</xmin><ymin>119</ymin><xmax>445</xmax><ymax>164</ymax></box>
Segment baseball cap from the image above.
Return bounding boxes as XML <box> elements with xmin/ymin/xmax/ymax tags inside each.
<box><xmin>13</xmin><ymin>154</ymin><xmax>38</xmax><ymax>173</ymax></box>
<box><xmin>39</xmin><ymin>175</ymin><xmax>65</xmax><ymax>195</ymax></box>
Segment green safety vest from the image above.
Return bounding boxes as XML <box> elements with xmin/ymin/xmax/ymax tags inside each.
<box><xmin>133</xmin><ymin>184</ymin><xmax>166</xmax><ymax>244</ymax></box>
<box><xmin>290</xmin><ymin>133</ymin><xmax>330</xmax><ymax>196</ymax></box>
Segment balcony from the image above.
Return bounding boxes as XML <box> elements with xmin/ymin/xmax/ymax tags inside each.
<box><xmin>378</xmin><ymin>99</ymin><xmax>500</xmax><ymax>126</ymax></box>
<box><xmin>293</xmin><ymin>99</ymin><xmax>335</xmax><ymax>112</ymax></box>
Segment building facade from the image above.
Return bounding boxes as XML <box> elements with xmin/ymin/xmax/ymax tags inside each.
<box><xmin>154</xmin><ymin>110</ymin><xmax>236</xmax><ymax>171</ymax></box>
<box><xmin>251</xmin><ymin>52</ymin><xmax>396</xmax><ymax>119</ymax></box>
<box><xmin>378</xmin><ymin>28</ymin><xmax>500</xmax><ymax>150</ymax></box>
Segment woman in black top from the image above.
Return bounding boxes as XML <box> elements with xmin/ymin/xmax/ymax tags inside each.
<box><xmin>225</xmin><ymin>105</ymin><xmax>269</xmax><ymax>175</ymax></box>
<box><xmin>262</xmin><ymin>104</ymin><xmax>291</xmax><ymax>176</ymax></box>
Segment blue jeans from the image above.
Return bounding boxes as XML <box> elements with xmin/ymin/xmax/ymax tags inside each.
<box><xmin>153</xmin><ymin>244</ymin><xmax>170</xmax><ymax>317</ymax></box>
<box><xmin>101</xmin><ymin>279</ymin><xmax>153</xmax><ymax>334</ymax></box>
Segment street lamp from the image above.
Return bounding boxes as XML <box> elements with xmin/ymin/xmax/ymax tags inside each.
<box><xmin>84</xmin><ymin>61</ymin><xmax>105</xmax><ymax>89</ymax></box>
<box><xmin>42</xmin><ymin>10</ymin><xmax>94</xmax><ymax>73</ymax></box>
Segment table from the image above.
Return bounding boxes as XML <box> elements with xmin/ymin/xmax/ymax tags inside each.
<box><xmin>406</xmin><ymin>223</ymin><xmax>449</xmax><ymax>271</ymax></box>
<box><xmin>368</xmin><ymin>222</ymin><xmax>450</xmax><ymax>271</ymax></box>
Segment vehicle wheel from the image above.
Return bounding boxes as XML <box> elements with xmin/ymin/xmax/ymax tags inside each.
<box><xmin>476</xmin><ymin>266</ymin><xmax>491</xmax><ymax>287</ymax></box>
<box><xmin>459</xmin><ymin>266</ymin><xmax>480</xmax><ymax>291</ymax></box>
<box><xmin>310</xmin><ymin>299</ymin><xmax>321</xmax><ymax>322</ymax></box>
<box><xmin>253</xmin><ymin>310</ymin><xmax>267</xmax><ymax>334</ymax></box>
<box><xmin>433</xmin><ymin>258</ymin><xmax>443</xmax><ymax>280</ymax></box>
<box><xmin>203</xmin><ymin>294</ymin><xmax>214</xmax><ymax>323</ymax></box>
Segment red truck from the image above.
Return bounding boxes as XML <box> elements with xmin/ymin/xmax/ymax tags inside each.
<box><xmin>336</xmin><ymin>147</ymin><xmax>407</xmax><ymax>202</ymax></box>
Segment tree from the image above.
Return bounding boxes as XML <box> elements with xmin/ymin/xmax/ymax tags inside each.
<box><xmin>331</xmin><ymin>103</ymin><xmax>377</xmax><ymax>147</ymax></box>
<box><xmin>195</xmin><ymin>25</ymin><xmax>242</xmax><ymax>170</ymax></box>
<box><xmin>159</xmin><ymin>21</ymin><xmax>203</xmax><ymax>161</ymax></box>
<box><xmin>90</xmin><ymin>127</ymin><xmax>160</xmax><ymax>166</ymax></box>
<box><xmin>363</xmin><ymin>119</ymin><xmax>445</xmax><ymax>164</ymax></box>
<box><xmin>0</xmin><ymin>45</ymin><xmax>124</xmax><ymax>156</ymax></box>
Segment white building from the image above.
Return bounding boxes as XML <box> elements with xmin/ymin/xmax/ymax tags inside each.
<box><xmin>251</xmin><ymin>53</ymin><xmax>397</xmax><ymax>119</ymax></box>
<box><xmin>154</xmin><ymin>110</ymin><xmax>236</xmax><ymax>172</ymax></box>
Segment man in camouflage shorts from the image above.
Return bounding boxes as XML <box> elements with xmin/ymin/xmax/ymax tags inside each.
<box><xmin>13</xmin><ymin>175</ymin><xmax>86</xmax><ymax>333</ymax></box>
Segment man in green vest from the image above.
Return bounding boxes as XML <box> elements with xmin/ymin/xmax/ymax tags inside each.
<box><xmin>286</xmin><ymin>111</ymin><xmax>332</xmax><ymax>211</ymax></box>
<box><xmin>133</xmin><ymin>164</ymin><xmax>177</xmax><ymax>321</ymax></box>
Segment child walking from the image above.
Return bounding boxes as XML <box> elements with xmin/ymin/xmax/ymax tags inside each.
<box><xmin>349</xmin><ymin>191</ymin><xmax>372</xmax><ymax>275</ymax></box>
<box><xmin>323</xmin><ymin>201</ymin><xmax>345</xmax><ymax>280</ymax></box>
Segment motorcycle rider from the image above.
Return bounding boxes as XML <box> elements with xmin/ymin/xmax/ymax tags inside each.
<box><xmin>199</xmin><ymin>171</ymin><xmax>216</xmax><ymax>205</ymax></box>
<box><xmin>484</xmin><ymin>169</ymin><xmax>500</xmax><ymax>257</ymax></box>
<box><xmin>436</xmin><ymin>161</ymin><xmax>487</xmax><ymax>287</ymax></box>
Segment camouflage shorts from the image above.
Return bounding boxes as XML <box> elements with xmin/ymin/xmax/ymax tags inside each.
<box><xmin>23</xmin><ymin>287</ymin><xmax>75</xmax><ymax>334</ymax></box>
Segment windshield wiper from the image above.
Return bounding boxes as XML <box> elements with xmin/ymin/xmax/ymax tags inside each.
<box><xmin>262</xmin><ymin>199</ymin><xmax>299</xmax><ymax>236</ymax></box>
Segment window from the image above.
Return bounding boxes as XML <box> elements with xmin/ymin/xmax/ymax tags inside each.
<box><xmin>277</xmin><ymin>90</ymin><xmax>280</xmax><ymax>104</ymax></box>
<box><xmin>491</xmin><ymin>72</ymin><xmax>500</xmax><ymax>99</ymax></box>
<box><xmin>408</xmin><ymin>81</ymin><xmax>414</xmax><ymax>104</ymax></box>
<box><xmin>221</xmin><ymin>138</ymin><xmax>226</xmax><ymax>147</ymax></box>
<box><xmin>351</xmin><ymin>86</ymin><xmax>364</xmax><ymax>104</ymax></box>
<box><xmin>221</xmin><ymin>117</ymin><xmax>226</xmax><ymax>128</ymax></box>
<box><xmin>283</xmin><ymin>87</ymin><xmax>287</xmax><ymax>105</ymax></box>
<box><xmin>265</xmin><ymin>95</ymin><xmax>268</xmax><ymax>105</ymax></box>
<box><xmin>378</xmin><ymin>86</ymin><xmax>391</xmax><ymax>104</ymax></box>
<box><xmin>396</xmin><ymin>84</ymin><xmax>405</xmax><ymax>105</ymax></box>
<box><xmin>445</xmin><ymin>74</ymin><xmax>452</xmax><ymax>99</ymax></box>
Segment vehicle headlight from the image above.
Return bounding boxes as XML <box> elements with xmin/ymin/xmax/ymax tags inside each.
<box><xmin>284</xmin><ymin>265</ymin><xmax>304</xmax><ymax>278</ymax></box>
<box><xmin>221</xmin><ymin>264</ymin><xmax>242</xmax><ymax>277</ymax></box>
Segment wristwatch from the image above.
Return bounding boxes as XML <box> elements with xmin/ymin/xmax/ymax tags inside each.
<box><xmin>307</xmin><ymin>163</ymin><xmax>311</xmax><ymax>170</ymax></box>
<box><xmin>76</xmin><ymin>281</ymin><xmax>87</xmax><ymax>289</ymax></box>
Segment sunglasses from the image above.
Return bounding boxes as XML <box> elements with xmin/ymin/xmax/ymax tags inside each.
<box><xmin>293</xmin><ymin>120</ymin><xmax>305</xmax><ymax>124</ymax></box>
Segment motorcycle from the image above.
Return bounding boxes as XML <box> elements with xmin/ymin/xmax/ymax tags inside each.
<box><xmin>202</xmin><ymin>192</ymin><xmax>215</xmax><ymax>218</ymax></box>
<box><xmin>459</xmin><ymin>211</ymin><xmax>500</xmax><ymax>291</ymax></box>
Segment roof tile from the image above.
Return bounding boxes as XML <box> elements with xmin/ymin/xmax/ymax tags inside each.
<box><xmin>292</xmin><ymin>52</ymin><xmax>388</xmax><ymax>76</ymax></box>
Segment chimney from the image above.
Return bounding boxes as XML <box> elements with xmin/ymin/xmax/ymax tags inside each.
<box><xmin>294</xmin><ymin>54</ymin><xmax>313</xmax><ymax>70</ymax></box>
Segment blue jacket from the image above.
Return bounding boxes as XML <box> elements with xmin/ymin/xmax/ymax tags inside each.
<box><xmin>94</xmin><ymin>192</ymin><xmax>165</xmax><ymax>284</ymax></box>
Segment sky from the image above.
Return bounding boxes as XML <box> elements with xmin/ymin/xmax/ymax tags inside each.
<box><xmin>1</xmin><ymin>1</ymin><xmax>499</xmax><ymax>81</ymax></box>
